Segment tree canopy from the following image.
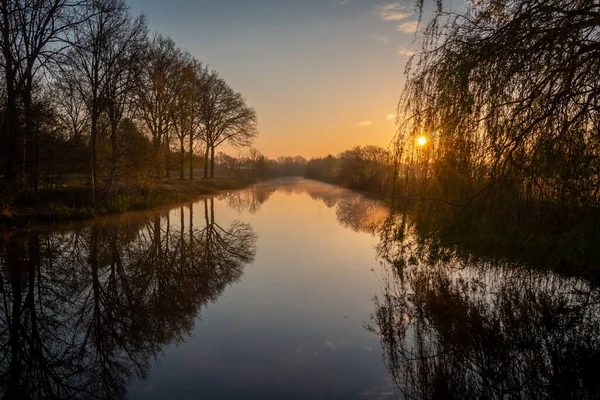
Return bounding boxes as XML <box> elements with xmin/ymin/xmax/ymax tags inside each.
<box><xmin>396</xmin><ymin>0</ymin><xmax>600</xmax><ymax>208</ymax></box>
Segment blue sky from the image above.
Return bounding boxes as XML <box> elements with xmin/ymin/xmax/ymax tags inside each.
<box><xmin>128</xmin><ymin>0</ymin><xmax>423</xmax><ymax>158</ymax></box>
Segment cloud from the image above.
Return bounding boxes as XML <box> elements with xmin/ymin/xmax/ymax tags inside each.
<box><xmin>359</xmin><ymin>121</ymin><xmax>373</xmax><ymax>127</ymax></box>
<box><xmin>377</xmin><ymin>3</ymin><xmax>411</xmax><ymax>21</ymax></box>
<box><xmin>371</xmin><ymin>34</ymin><xmax>390</xmax><ymax>43</ymax></box>
<box><xmin>387</xmin><ymin>114</ymin><xmax>396</xmax><ymax>120</ymax></box>
<box><xmin>397</xmin><ymin>20</ymin><xmax>420</xmax><ymax>33</ymax></box>
<box><xmin>397</xmin><ymin>46</ymin><xmax>416</xmax><ymax>56</ymax></box>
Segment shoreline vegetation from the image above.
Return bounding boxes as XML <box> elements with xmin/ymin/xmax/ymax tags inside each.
<box><xmin>0</xmin><ymin>177</ymin><xmax>251</xmax><ymax>229</ymax></box>
<box><xmin>303</xmin><ymin>146</ymin><xmax>600</xmax><ymax>284</ymax></box>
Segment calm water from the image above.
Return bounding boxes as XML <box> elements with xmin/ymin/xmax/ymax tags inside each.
<box><xmin>0</xmin><ymin>178</ymin><xmax>395</xmax><ymax>399</ymax></box>
<box><xmin>1</xmin><ymin>178</ymin><xmax>598</xmax><ymax>399</ymax></box>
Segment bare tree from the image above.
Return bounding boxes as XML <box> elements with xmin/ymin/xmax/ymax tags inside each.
<box><xmin>136</xmin><ymin>34</ymin><xmax>182</xmax><ymax>180</ymax></box>
<box><xmin>60</xmin><ymin>0</ymin><xmax>147</xmax><ymax>204</ymax></box>
<box><xmin>101</xmin><ymin>10</ymin><xmax>148</xmax><ymax>197</ymax></box>
<box><xmin>0</xmin><ymin>0</ymin><xmax>87</xmax><ymax>186</ymax></box>
<box><xmin>170</xmin><ymin>54</ymin><xmax>200</xmax><ymax>180</ymax></box>
<box><xmin>197</xmin><ymin>70</ymin><xmax>257</xmax><ymax>178</ymax></box>
<box><xmin>54</xmin><ymin>75</ymin><xmax>89</xmax><ymax>145</ymax></box>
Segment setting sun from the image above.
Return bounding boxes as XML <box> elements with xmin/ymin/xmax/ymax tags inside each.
<box><xmin>417</xmin><ymin>136</ymin><xmax>428</xmax><ymax>147</ymax></box>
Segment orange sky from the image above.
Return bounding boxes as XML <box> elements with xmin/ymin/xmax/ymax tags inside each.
<box><xmin>128</xmin><ymin>0</ymin><xmax>426</xmax><ymax>159</ymax></box>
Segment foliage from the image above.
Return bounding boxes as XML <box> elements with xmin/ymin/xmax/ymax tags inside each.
<box><xmin>305</xmin><ymin>145</ymin><xmax>392</xmax><ymax>194</ymax></box>
<box><xmin>394</xmin><ymin>0</ymin><xmax>600</xmax><ymax>210</ymax></box>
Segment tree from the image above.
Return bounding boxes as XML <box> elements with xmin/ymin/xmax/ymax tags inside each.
<box><xmin>395</xmin><ymin>0</ymin><xmax>600</xmax><ymax>207</ymax></box>
<box><xmin>338</xmin><ymin>145</ymin><xmax>390</xmax><ymax>193</ymax></box>
<box><xmin>197</xmin><ymin>70</ymin><xmax>257</xmax><ymax>178</ymax></box>
<box><xmin>170</xmin><ymin>55</ymin><xmax>201</xmax><ymax>180</ymax></box>
<box><xmin>0</xmin><ymin>0</ymin><xmax>86</xmax><ymax>186</ymax></box>
<box><xmin>62</xmin><ymin>0</ymin><xmax>146</xmax><ymax>205</ymax></box>
<box><xmin>54</xmin><ymin>74</ymin><xmax>89</xmax><ymax>145</ymax></box>
<box><xmin>101</xmin><ymin>9</ymin><xmax>148</xmax><ymax>197</ymax></box>
<box><xmin>245</xmin><ymin>147</ymin><xmax>267</xmax><ymax>180</ymax></box>
<box><xmin>216</xmin><ymin>152</ymin><xmax>239</xmax><ymax>177</ymax></box>
<box><xmin>136</xmin><ymin>35</ymin><xmax>182</xmax><ymax>180</ymax></box>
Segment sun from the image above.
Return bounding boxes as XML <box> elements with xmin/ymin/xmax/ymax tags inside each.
<box><xmin>417</xmin><ymin>136</ymin><xmax>428</xmax><ymax>147</ymax></box>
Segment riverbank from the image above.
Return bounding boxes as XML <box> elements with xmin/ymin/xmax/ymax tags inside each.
<box><xmin>0</xmin><ymin>178</ymin><xmax>251</xmax><ymax>228</ymax></box>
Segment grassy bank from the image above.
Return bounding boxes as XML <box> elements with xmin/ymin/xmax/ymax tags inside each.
<box><xmin>0</xmin><ymin>177</ymin><xmax>251</xmax><ymax>228</ymax></box>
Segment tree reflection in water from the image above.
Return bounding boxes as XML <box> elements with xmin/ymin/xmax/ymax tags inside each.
<box><xmin>370</xmin><ymin>214</ymin><xmax>600</xmax><ymax>400</ymax></box>
<box><xmin>218</xmin><ymin>185</ymin><xmax>276</xmax><ymax>214</ymax></box>
<box><xmin>0</xmin><ymin>201</ymin><xmax>256</xmax><ymax>399</ymax></box>
<box><xmin>249</xmin><ymin>178</ymin><xmax>390</xmax><ymax>235</ymax></box>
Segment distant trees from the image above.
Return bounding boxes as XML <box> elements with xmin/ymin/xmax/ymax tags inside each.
<box><xmin>304</xmin><ymin>155</ymin><xmax>337</xmax><ymax>183</ymax></box>
<box><xmin>0</xmin><ymin>0</ymin><xmax>259</xmax><ymax>209</ymax></box>
<box><xmin>212</xmin><ymin>150</ymin><xmax>307</xmax><ymax>180</ymax></box>
<box><xmin>305</xmin><ymin>145</ymin><xmax>392</xmax><ymax>194</ymax></box>
<box><xmin>337</xmin><ymin>146</ymin><xmax>391</xmax><ymax>192</ymax></box>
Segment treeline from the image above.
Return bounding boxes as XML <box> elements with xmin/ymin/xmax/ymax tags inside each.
<box><xmin>305</xmin><ymin>145</ymin><xmax>392</xmax><ymax>195</ymax></box>
<box><xmin>214</xmin><ymin>151</ymin><xmax>307</xmax><ymax>180</ymax></box>
<box><xmin>0</xmin><ymin>0</ymin><xmax>257</xmax><ymax>207</ymax></box>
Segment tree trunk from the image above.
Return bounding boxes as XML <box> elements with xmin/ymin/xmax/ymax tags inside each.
<box><xmin>22</xmin><ymin>79</ymin><xmax>37</xmax><ymax>193</ymax></box>
<box><xmin>180</xmin><ymin>138</ymin><xmax>185</xmax><ymax>180</ymax></box>
<box><xmin>153</xmin><ymin>139</ymin><xmax>162</xmax><ymax>181</ymax></box>
<box><xmin>165</xmin><ymin>136</ymin><xmax>170</xmax><ymax>179</ymax></box>
<box><xmin>90</xmin><ymin>113</ymin><xmax>98</xmax><ymax>207</ymax></box>
<box><xmin>203</xmin><ymin>147</ymin><xmax>209</xmax><ymax>179</ymax></box>
<box><xmin>189</xmin><ymin>134</ymin><xmax>194</xmax><ymax>180</ymax></box>
<box><xmin>104</xmin><ymin>116</ymin><xmax>120</xmax><ymax>199</ymax></box>
<box><xmin>210</xmin><ymin>146</ymin><xmax>215</xmax><ymax>178</ymax></box>
<box><xmin>1</xmin><ymin>3</ymin><xmax>17</xmax><ymax>184</ymax></box>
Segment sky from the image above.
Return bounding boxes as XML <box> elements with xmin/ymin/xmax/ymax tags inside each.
<box><xmin>127</xmin><ymin>0</ymin><xmax>424</xmax><ymax>159</ymax></box>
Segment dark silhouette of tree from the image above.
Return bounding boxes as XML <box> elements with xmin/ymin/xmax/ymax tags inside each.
<box><xmin>0</xmin><ymin>0</ymin><xmax>86</xmax><ymax>186</ymax></box>
<box><xmin>136</xmin><ymin>35</ymin><xmax>184</xmax><ymax>180</ymax></box>
<box><xmin>0</xmin><ymin>1</ymin><xmax>260</xmax><ymax>212</ymax></box>
<box><xmin>53</xmin><ymin>73</ymin><xmax>89</xmax><ymax>145</ymax></box>
<box><xmin>197</xmin><ymin>70</ymin><xmax>258</xmax><ymax>178</ymax></box>
<box><xmin>101</xmin><ymin>8</ymin><xmax>148</xmax><ymax>197</ymax></box>
<box><xmin>395</xmin><ymin>0</ymin><xmax>600</xmax><ymax>208</ymax></box>
<box><xmin>62</xmin><ymin>0</ymin><xmax>146</xmax><ymax>204</ymax></box>
<box><xmin>170</xmin><ymin>56</ymin><xmax>201</xmax><ymax>180</ymax></box>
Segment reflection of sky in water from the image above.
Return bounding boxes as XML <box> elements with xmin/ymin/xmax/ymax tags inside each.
<box><xmin>127</xmin><ymin>178</ymin><xmax>396</xmax><ymax>400</ymax></box>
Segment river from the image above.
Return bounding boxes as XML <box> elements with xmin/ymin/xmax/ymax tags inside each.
<box><xmin>0</xmin><ymin>178</ymin><xmax>598</xmax><ymax>399</ymax></box>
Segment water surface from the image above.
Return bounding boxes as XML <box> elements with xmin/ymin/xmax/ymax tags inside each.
<box><xmin>2</xmin><ymin>178</ymin><xmax>598</xmax><ymax>400</ymax></box>
<box><xmin>0</xmin><ymin>178</ymin><xmax>395</xmax><ymax>399</ymax></box>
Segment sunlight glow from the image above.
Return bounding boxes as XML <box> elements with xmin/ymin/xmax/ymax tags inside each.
<box><xmin>417</xmin><ymin>136</ymin><xmax>428</xmax><ymax>147</ymax></box>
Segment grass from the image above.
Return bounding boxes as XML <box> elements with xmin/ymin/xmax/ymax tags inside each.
<box><xmin>0</xmin><ymin>177</ymin><xmax>251</xmax><ymax>228</ymax></box>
